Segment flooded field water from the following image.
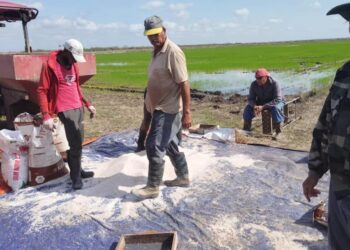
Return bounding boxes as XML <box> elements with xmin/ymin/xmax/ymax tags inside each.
<box><xmin>97</xmin><ymin>62</ymin><xmax>128</xmax><ymax>66</ymax></box>
<box><xmin>190</xmin><ymin>70</ymin><xmax>334</xmax><ymax>95</ymax></box>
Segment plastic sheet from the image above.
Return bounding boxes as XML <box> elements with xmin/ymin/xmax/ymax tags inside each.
<box><xmin>0</xmin><ymin>130</ymin><xmax>329</xmax><ymax>249</ymax></box>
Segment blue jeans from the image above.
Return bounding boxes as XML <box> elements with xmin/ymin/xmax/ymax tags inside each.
<box><xmin>243</xmin><ymin>101</ymin><xmax>285</xmax><ymax>123</ymax></box>
<box><xmin>146</xmin><ymin>110</ymin><xmax>189</xmax><ymax>187</ymax></box>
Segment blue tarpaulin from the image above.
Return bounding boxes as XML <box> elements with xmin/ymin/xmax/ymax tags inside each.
<box><xmin>0</xmin><ymin>129</ymin><xmax>329</xmax><ymax>249</ymax></box>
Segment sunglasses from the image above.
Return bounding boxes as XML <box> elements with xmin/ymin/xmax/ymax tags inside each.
<box><xmin>256</xmin><ymin>76</ymin><xmax>263</xmax><ymax>80</ymax></box>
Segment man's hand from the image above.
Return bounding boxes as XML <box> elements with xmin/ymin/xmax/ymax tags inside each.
<box><xmin>182</xmin><ymin>112</ymin><xmax>191</xmax><ymax>129</ymax></box>
<box><xmin>43</xmin><ymin>117</ymin><xmax>55</xmax><ymax>131</ymax></box>
<box><xmin>179</xmin><ymin>80</ymin><xmax>191</xmax><ymax>129</ymax></box>
<box><xmin>254</xmin><ymin>105</ymin><xmax>263</xmax><ymax>116</ymax></box>
<box><xmin>88</xmin><ymin>105</ymin><xmax>96</xmax><ymax>119</ymax></box>
<box><xmin>302</xmin><ymin>175</ymin><xmax>321</xmax><ymax>202</ymax></box>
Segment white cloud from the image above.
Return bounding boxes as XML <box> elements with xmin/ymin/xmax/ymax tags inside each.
<box><xmin>169</xmin><ymin>3</ymin><xmax>193</xmax><ymax>11</ymax></box>
<box><xmin>177</xmin><ymin>10</ymin><xmax>190</xmax><ymax>18</ymax></box>
<box><xmin>169</xmin><ymin>3</ymin><xmax>193</xmax><ymax>18</ymax></box>
<box><xmin>187</xmin><ymin>19</ymin><xmax>212</xmax><ymax>32</ymax></box>
<box><xmin>142</xmin><ymin>0</ymin><xmax>165</xmax><ymax>9</ymax></box>
<box><xmin>100</xmin><ymin>22</ymin><xmax>126</xmax><ymax>30</ymax></box>
<box><xmin>164</xmin><ymin>21</ymin><xmax>178</xmax><ymax>29</ymax></box>
<box><xmin>40</xmin><ymin>17</ymin><xmax>72</xmax><ymax>28</ymax></box>
<box><xmin>41</xmin><ymin>17</ymin><xmax>99</xmax><ymax>31</ymax></box>
<box><xmin>183</xmin><ymin>19</ymin><xmax>239</xmax><ymax>33</ymax></box>
<box><xmin>235</xmin><ymin>8</ymin><xmax>249</xmax><ymax>17</ymax></box>
<box><xmin>129</xmin><ymin>24</ymin><xmax>143</xmax><ymax>33</ymax></box>
<box><xmin>312</xmin><ymin>1</ymin><xmax>321</xmax><ymax>8</ymax></box>
<box><xmin>164</xmin><ymin>21</ymin><xmax>186</xmax><ymax>31</ymax></box>
<box><xmin>75</xmin><ymin>18</ymin><xmax>99</xmax><ymax>31</ymax></box>
<box><xmin>37</xmin><ymin>17</ymin><xmax>130</xmax><ymax>32</ymax></box>
<box><xmin>219</xmin><ymin>22</ymin><xmax>239</xmax><ymax>29</ymax></box>
<box><xmin>268</xmin><ymin>18</ymin><xmax>282</xmax><ymax>24</ymax></box>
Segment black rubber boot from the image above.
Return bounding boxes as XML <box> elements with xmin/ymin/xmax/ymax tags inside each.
<box><xmin>147</xmin><ymin>159</ymin><xmax>165</xmax><ymax>187</ymax></box>
<box><xmin>277</xmin><ymin>124</ymin><xmax>281</xmax><ymax>133</ymax></box>
<box><xmin>243</xmin><ymin>120</ymin><xmax>252</xmax><ymax>131</ymax></box>
<box><xmin>272</xmin><ymin>123</ymin><xmax>281</xmax><ymax>140</ymax></box>
<box><xmin>72</xmin><ymin>179</ymin><xmax>83</xmax><ymax>190</ymax></box>
<box><xmin>81</xmin><ymin>170</ymin><xmax>94</xmax><ymax>179</ymax></box>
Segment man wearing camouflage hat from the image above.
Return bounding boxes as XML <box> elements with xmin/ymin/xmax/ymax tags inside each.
<box><xmin>302</xmin><ymin>3</ymin><xmax>350</xmax><ymax>248</ymax></box>
<box><xmin>131</xmin><ymin>16</ymin><xmax>192</xmax><ymax>200</ymax></box>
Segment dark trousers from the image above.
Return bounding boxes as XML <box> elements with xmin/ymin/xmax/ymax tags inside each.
<box><xmin>58</xmin><ymin>107</ymin><xmax>84</xmax><ymax>184</ymax></box>
<box><xmin>328</xmin><ymin>177</ymin><xmax>350</xmax><ymax>249</ymax></box>
<box><xmin>146</xmin><ymin>110</ymin><xmax>189</xmax><ymax>187</ymax></box>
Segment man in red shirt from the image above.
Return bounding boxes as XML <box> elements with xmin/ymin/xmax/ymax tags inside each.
<box><xmin>37</xmin><ymin>39</ymin><xmax>96</xmax><ymax>190</ymax></box>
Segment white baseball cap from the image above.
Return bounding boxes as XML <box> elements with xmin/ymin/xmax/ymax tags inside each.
<box><xmin>63</xmin><ymin>38</ymin><xmax>86</xmax><ymax>63</ymax></box>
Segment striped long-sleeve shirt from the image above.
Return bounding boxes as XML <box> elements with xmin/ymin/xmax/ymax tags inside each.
<box><xmin>308</xmin><ymin>61</ymin><xmax>350</xmax><ymax>197</ymax></box>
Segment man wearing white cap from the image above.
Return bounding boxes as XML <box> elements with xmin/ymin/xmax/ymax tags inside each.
<box><xmin>37</xmin><ymin>38</ymin><xmax>96</xmax><ymax>190</ymax></box>
<box><xmin>131</xmin><ymin>15</ymin><xmax>192</xmax><ymax>200</ymax></box>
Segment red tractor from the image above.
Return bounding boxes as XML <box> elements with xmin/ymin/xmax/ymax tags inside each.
<box><xmin>0</xmin><ymin>1</ymin><xmax>96</xmax><ymax>128</ymax></box>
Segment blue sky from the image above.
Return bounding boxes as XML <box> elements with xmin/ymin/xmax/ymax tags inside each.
<box><xmin>0</xmin><ymin>0</ymin><xmax>349</xmax><ymax>52</ymax></box>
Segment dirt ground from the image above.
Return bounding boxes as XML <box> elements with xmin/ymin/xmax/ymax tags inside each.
<box><xmin>82</xmin><ymin>87</ymin><xmax>327</xmax><ymax>152</ymax></box>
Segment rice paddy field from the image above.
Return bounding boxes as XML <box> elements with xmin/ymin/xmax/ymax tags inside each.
<box><xmin>89</xmin><ymin>39</ymin><xmax>350</xmax><ymax>92</ymax></box>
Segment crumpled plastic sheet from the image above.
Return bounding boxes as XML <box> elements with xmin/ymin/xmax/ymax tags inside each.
<box><xmin>0</xmin><ymin>130</ymin><xmax>329</xmax><ymax>250</ymax></box>
<box><xmin>83</xmin><ymin>129</ymin><xmax>138</xmax><ymax>160</ymax></box>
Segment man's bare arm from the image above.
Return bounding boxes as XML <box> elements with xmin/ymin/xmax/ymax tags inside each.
<box><xmin>179</xmin><ymin>80</ymin><xmax>191</xmax><ymax>129</ymax></box>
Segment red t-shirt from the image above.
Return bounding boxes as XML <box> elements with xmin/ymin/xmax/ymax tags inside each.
<box><xmin>55</xmin><ymin>61</ymin><xmax>83</xmax><ymax>113</ymax></box>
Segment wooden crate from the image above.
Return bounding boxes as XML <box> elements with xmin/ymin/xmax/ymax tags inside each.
<box><xmin>189</xmin><ymin>124</ymin><xmax>219</xmax><ymax>135</ymax></box>
<box><xmin>115</xmin><ymin>231</ymin><xmax>177</xmax><ymax>250</ymax></box>
<box><xmin>261</xmin><ymin>97</ymin><xmax>301</xmax><ymax>134</ymax></box>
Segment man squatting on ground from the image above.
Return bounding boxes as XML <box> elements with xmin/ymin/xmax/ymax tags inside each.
<box><xmin>132</xmin><ymin>15</ymin><xmax>192</xmax><ymax>200</ymax></box>
<box><xmin>242</xmin><ymin>68</ymin><xmax>285</xmax><ymax>139</ymax></box>
<box><xmin>37</xmin><ymin>39</ymin><xmax>96</xmax><ymax>190</ymax></box>
<box><xmin>302</xmin><ymin>3</ymin><xmax>350</xmax><ymax>248</ymax></box>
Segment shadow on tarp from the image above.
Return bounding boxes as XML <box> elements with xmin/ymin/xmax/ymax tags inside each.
<box><xmin>293</xmin><ymin>239</ymin><xmax>328</xmax><ymax>250</ymax></box>
<box><xmin>295</xmin><ymin>206</ymin><xmax>327</xmax><ymax>236</ymax></box>
<box><xmin>0</xmin><ymin>129</ymin><xmax>329</xmax><ymax>250</ymax></box>
<box><xmin>30</xmin><ymin>173</ymin><xmax>147</xmax><ymax>198</ymax></box>
<box><xmin>109</xmin><ymin>242</ymin><xmax>118</xmax><ymax>250</ymax></box>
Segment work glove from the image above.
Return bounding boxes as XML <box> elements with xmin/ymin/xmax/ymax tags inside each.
<box><xmin>43</xmin><ymin>117</ymin><xmax>55</xmax><ymax>131</ymax></box>
<box><xmin>88</xmin><ymin>105</ymin><xmax>96</xmax><ymax>119</ymax></box>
